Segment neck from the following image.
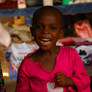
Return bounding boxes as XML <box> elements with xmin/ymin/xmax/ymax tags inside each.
<box><xmin>39</xmin><ymin>46</ymin><xmax>60</xmax><ymax>55</ymax></box>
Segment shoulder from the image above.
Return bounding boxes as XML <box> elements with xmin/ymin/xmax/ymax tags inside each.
<box><xmin>59</xmin><ymin>46</ymin><xmax>81</xmax><ymax>64</ymax></box>
<box><xmin>60</xmin><ymin>46</ymin><xmax>76</xmax><ymax>53</ymax></box>
<box><xmin>23</xmin><ymin>49</ymin><xmax>39</xmax><ymax>62</ymax></box>
<box><xmin>18</xmin><ymin>53</ymin><xmax>36</xmax><ymax>76</ymax></box>
<box><xmin>19</xmin><ymin>49</ymin><xmax>41</xmax><ymax>69</ymax></box>
<box><xmin>59</xmin><ymin>46</ymin><xmax>79</xmax><ymax>59</ymax></box>
<box><xmin>18</xmin><ymin>51</ymin><xmax>35</xmax><ymax>69</ymax></box>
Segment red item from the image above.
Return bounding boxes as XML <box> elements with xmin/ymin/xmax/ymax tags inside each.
<box><xmin>58</xmin><ymin>37</ymin><xmax>75</xmax><ymax>46</ymax></box>
<box><xmin>74</xmin><ymin>19</ymin><xmax>92</xmax><ymax>39</ymax></box>
<box><xmin>19</xmin><ymin>1</ymin><xmax>24</xmax><ymax>4</ymax></box>
<box><xmin>0</xmin><ymin>0</ymin><xmax>17</xmax><ymax>9</ymax></box>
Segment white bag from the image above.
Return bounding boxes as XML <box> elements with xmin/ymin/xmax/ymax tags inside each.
<box><xmin>0</xmin><ymin>23</ymin><xmax>11</xmax><ymax>47</ymax></box>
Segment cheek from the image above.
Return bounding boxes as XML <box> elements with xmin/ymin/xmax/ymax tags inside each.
<box><xmin>35</xmin><ymin>31</ymin><xmax>41</xmax><ymax>42</ymax></box>
<box><xmin>35</xmin><ymin>30</ymin><xmax>41</xmax><ymax>37</ymax></box>
<box><xmin>52</xmin><ymin>32</ymin><xmax>59</xmax><ymax>40</ymax></box>
<box><xmin>58</xmin><ymin>31</ymin><xmax>64</xmax><ymax>39</ymax></box>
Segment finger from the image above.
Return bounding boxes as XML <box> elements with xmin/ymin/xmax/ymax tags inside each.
<box><xmin>55</xmin><ymin>75</ymin><xmax>65</xmax><ymax>80</ymax></box>
<box><xmin>55</xmin><ymin>77</ymin><xmax>63</xmax><ymax>83</ymax></box>
<box><xmin>55</xmin><ymin>72</ymin><xmax>63</xmax><ymax>75</ymax></box>
<box><xmin>55</xmin><ymin>79</ymin><xmax>65</xmax><ymax>86</ymax></box>
<box><xmin>55</xmin><ymin>74</ymin><xmax>63</xmax><ymax>79</ymax></box>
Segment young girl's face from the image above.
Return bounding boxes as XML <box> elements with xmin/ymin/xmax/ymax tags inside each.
<box><xmin>34</xmin><ymin>12</ymin><xmax>62</xmax><ymax>51</ymax></box>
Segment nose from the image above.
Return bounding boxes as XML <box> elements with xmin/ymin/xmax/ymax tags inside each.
<box><xmin>42</xmin><ymin>26</ymin><xmax>50</xmax><ymax>34</ymax></box>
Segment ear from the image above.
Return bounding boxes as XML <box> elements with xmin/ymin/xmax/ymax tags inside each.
<box><xmin>58</xmin><ymin>29</ymin><xmax>64</xmax><ymax>39</ymax></box>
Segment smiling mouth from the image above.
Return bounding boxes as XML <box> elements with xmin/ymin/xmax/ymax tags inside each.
<box><xmin>40</xmin><ymin>39</ymin><xmax>51</xmax><ymax>45</ymax></box>
<box><xmin>41</xmin><ymin>39</ymin><xmax>51</xmax><ymax>42</ymax></box>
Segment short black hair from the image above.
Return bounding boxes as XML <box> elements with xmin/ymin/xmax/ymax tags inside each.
<box><xmin>31</xmin><ymin>6</ymin><xmax>64</xmax><ymax>31</ymax></box>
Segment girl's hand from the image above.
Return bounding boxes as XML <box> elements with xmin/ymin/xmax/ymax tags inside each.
<box><xmin>55</xmin><ymin>72</ymin><xmax>71</xmax><ymax>87</ymax></box>
<box><xmin>55</xmin><ymin>72</ymin><xmax>77</xmax><ymax>90</ymax></box>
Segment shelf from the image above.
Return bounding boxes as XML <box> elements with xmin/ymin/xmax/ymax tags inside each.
<box><xmin>0</xmin><ymin>3</ymin><xmax>92</xmax><ymax>17</ymax></box>
<box><xmin>0</xmin><ymin>7</ymin><xmax>39</xmax><ymax>17</ymax></box>
<box><xmin>56</xmin><ymin>2</ymin><xmax>92</xmax><ymax>15</ymax></box>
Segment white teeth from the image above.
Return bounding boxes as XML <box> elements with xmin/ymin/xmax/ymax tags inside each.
<box><xmin>41</xmin><ymin>39</ymin><xmax>50</xmax><ymax>41</ymax></box>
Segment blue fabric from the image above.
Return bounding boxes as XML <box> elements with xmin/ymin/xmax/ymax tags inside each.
<box><xmin>9</xmin><ymin>64</ymin><xmax>17</xmax><ymax>80</ymax></box>
<box><xmin>0</xmin><ymin>3</ymin><xmax>92</xmax><ymax>17</ymax></box>
<box><xmin>0</xmin><ymin>7</ymin><xmax>40</xmax><ymax>17</ymax></box>
<box><xmin>56</xmin><ymin>3</ymin><xmax>92</xmax><ymax>14</ymax></box>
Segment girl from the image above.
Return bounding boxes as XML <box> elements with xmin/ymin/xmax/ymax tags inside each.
<box><xmin>16</xmin><ymin>6</ymin><xmax>91</xmax><ymax>92</ymax></box>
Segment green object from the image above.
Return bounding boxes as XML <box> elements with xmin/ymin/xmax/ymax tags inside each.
<box><xmin>0</xmin><ymin>64</ymin><xmax>1</xmax><ymax>69</ymax></box>
<box><xmin>62</xmin><ymin>0</ymin><xmax>71</xmax><ymax>5</ymax></box>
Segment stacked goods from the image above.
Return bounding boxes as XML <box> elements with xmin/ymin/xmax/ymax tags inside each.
<box><xmin>69</xmin><ymin>0</ymin><xmax>92</xmax><ymax>5</ymax></box>
<box><xmin>62</xmin><ymin>0</ymin><xmax>92</xmax><ymax>5</ymax></box>
<box><xmin>0</xmin><ymin>0</ymin><xmax>17</xmax><ymax>9</ymax></box>
<box><xmin>4</xmin><ymin>43</ymin><xmax>39</xmax><ymax>71</ymax></box>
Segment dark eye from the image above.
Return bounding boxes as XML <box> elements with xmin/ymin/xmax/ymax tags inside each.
<box><xmin>36</xmin><ymin>25</ymin><xmax>44</xmax><ymax>30</ymax></box>
<box><xmin>50</xmin><ymin>26</ymin><xmax>56</xmax><ymax>30</ymax></box>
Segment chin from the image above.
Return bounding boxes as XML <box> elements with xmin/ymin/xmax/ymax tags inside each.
<box><xmin>40</xmin><ymin>46</ymin><xmax>52</xmax><ymax>51</ymax></box>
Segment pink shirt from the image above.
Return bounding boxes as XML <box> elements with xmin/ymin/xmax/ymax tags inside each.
<box><xmin>16</xmin><ymin>46</ymin><xmax>91</xmax><ymax>92</ymax></box>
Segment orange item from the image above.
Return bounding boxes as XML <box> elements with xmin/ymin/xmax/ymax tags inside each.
<box><xmin>14</xmin><ymin>16</ymin><xmax>25</xmax><ymax>25</ymax></box>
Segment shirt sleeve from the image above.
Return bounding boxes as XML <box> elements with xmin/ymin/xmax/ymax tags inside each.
<box><xmin>71</xmin><ymin>49</ymin><xmax>91</xmax><ymax>92</ymax></box>
<box><xmin>15</xmin><ymin>61</ymin><xmax>31</xmax><ymax>92</ymax></box>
